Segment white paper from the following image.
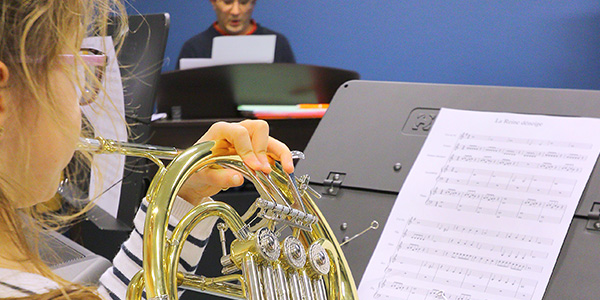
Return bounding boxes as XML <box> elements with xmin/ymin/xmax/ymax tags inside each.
<box><xmin>80</xmin><ymin>36</ymin><xmax>127</xmax><ymax>218</ymax></box>
<box><xmin>358</xmin><ymin>108</ymin><xmax>600</xmax><ymax>300</ymax></box>
<box><xmin>179</xmin><ymin>35</ymin><xmax>276</xmax><ymax>70</ymax></box>
<box><xmin>179</xmin><ymin>58</ymin><xmax>222</xmax><ymax>69</ymax></box>
<box><xmin>212</xmin><ymin>34</ymin><xmax>276</xmax><ymax>62</ymax></box>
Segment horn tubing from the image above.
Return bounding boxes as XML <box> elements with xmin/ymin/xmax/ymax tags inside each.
<box><xmin>143</xmin><ymin>141</ymin><xmax>216</xmax><ymax>299</ymax></box>
<box><xmin>77</xmin><ymin>137</ymin><xmax>360</xmax><ymax>299</ymax></box>
<box><xmin>168</xmin><ymin>201</ymin><xmax>250</xmax><ymax>299</ymax></box>
<box><xmin>78</xmin><ymin>137</ymin><xmax>180</xmax><ymax>160</ymax></box>
<box><xmin>298</xmin><ymin>191</ymin><xmax>359</xmax><ymax>300</ymax></box>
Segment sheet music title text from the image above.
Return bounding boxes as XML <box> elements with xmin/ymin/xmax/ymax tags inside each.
<box><xmin>495</xmin><ymin>118</ymin><xmax>543</xmax><ymax>128</ymax></box>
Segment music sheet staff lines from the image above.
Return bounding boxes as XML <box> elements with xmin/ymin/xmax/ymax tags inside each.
<box><xmin>375</xmin><ymin>280</ymin><xmax>480</xmax><ymax>300</ymax></box>
<box><xmin>407</xmin><ymin>218</ymin><xmax>554</xmax><ymax>246</ymax></box>
<box><xmin>458</xmin><ymin>133</ymin><xmax>593</xmax><ymax>150</ymax></box>
<box><xmin>435</xmin><ymin>167</ymin><xmax>576</xmax><ymax>197</ymax></box>
<box><xmin>371</xmin><ymin>215</ymin><xmax>545</xmax><ymax>300</ymax></box>
<box><xmin>399</xmin><ymin>217</ymin><xmax>547</xmax><ymax>273</ymax></box>
<box><xmin>427</xmin><ymin>131</ymin><xmax>583</xmax><ymax>224</ymax></box>
<box><xmin>399</xmin><ymin>242</ymin><xmax>543</xmax><ymax>272</ymax></box>
<box><xmin>375</xmin><ymin>280</ymin><xmax>482</xmax><ymax>300</ymax></box>
<box><xmin>375</xmin><ymin>256</ymin><xmax>537</xmax><ymax>300</ymax></box>
<box><xmin>453</xmin><ymin>144</ymin><xmax>588</xmax><ymax>161</ymax></box>
<box><xmin>403</xmin><ymin>230</ymin><xmax>549</xmax><ymax>260</ymax></box>
<box><xmin>359</xmin><ymin>109</ymin><xmax>600</xmax><ymax>300</ymax></box>
<box><xmin>448</xmin><ymin>155</ymin><xmax>582</xmax><ymax>173</ymax></box>
<box><xmin>426</xmin><ymin>188</ymin><xmax>568</xmax><ymax>223</ymax></box>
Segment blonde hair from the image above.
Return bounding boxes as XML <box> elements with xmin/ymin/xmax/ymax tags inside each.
<box><xmin>0</xmin><ymin>0</ymin><xmax>127</xmax><ymax>299</ymax></box>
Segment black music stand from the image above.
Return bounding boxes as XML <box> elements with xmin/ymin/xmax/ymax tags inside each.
<box><xmin>155</xmin><ymin>63</ymin><xmax>359</xmax><ymax>119</ymax></box>
<box><xmin>296</xmin><ymin>80</ymin><xmax>600</xmax><ymax>299</ymax></box>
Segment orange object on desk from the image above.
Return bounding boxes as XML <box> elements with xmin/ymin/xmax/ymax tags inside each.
<box><xmin>297</xmin><ymin>103</ymin><xmax>329</xmax><ymax>109</ymax></box>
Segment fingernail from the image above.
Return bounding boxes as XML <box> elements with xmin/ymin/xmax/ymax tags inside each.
<box><xmin>250</xmin><ymin>157</ymin><xmax>262</xmax><ymax>169</ymax></box>
<box><xmin>232</xmin><ymin>174</ymin><xmax>243</xmax><ymax>186</ymax></box>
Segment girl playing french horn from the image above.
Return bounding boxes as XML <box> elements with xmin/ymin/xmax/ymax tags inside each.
<box><xmin>0</xmin><ymin>1</ymin><xmax>294</xmax><ymax>299</ymax></box>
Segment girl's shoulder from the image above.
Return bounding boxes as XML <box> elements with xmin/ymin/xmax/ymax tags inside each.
<box><xmin>0</xmin><ymin>267</ymin><xmax>60</xmax><ymax>297</ymax></box>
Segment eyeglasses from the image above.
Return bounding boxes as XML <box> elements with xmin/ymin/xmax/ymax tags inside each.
<box><xmin>59</xmin><ymin>48</ymin><xmax>107</xmax><ymax>106</ymax></box>
<box><xmin>218</xmin><ymin>0</ymin><xmax>254</xmax><ymax>7</ymax></box>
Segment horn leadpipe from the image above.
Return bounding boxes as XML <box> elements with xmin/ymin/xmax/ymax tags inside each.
<box><xmin>77</xmin><ymin>137</ymin><xmax>180</xmax><ymax>161</ymax></box>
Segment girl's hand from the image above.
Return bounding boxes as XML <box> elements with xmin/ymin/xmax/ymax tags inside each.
<box><xmin>177</xmin><ymin>120</ymin><xmax>294</xmax><ymax>205</ymax></box>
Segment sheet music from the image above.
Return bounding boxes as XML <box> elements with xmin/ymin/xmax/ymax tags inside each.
<box><xmin>358</xmin><ymin>108</ymin><xmax>600</xmax><ymax>300</ymax></box>
<box><xmin>80</xmin><ymin>36</ymin><xmax>127</xmax><ymax>218</ymax></box>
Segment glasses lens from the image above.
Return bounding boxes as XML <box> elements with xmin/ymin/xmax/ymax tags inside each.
<box><xmin>78</xmin><ymin>49</ymin><xmax>106</xmax><ymax>106</ymax></box>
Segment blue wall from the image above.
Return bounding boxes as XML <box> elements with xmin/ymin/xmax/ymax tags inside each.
<box><xmin>128</xmin><ymin>1</ymin><xmax>600</xmax><ymax>90</ymax></box>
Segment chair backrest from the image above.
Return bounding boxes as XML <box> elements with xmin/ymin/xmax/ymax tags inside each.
<box><xmin>111</xmin><ymin>13</ymin><xmax>170</xmax><ymax>142</ymax></box>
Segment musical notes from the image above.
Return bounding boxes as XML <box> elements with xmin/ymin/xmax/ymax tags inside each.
<box><xmin>446</xmin><ymin>155</ymin><xmax>582</xmax><ymax>173</ymax></box>
<box><xmin>426</xmin><ymin>188</ymin><xmax>567</xmax><ymax>223</ymax></box>
<box><xmin>452</xmin><ymin>143</ymin><xmax>588</xmax><ymax>161</ymax></box>
<box><xmin>374</xmin><ymin>279</ymin><xmax>482</xmax><ymax>300</ymax></box>
<box><xmin>358</xmin><ymin>109</ymin><xmax>600</xmax><ymax>300</ymax></box>
<box><xmin>404</xmin><ymin>230</ymin><xmax>549</xmax><ymax>259</ymax></box>
<box><xmin>438</xmin><ymin>164</ymin><xmax>578</xmax><ymax>196</ymax></box>
<box><xmin>457</xmin><ymin>133</ymin><xmax>593</xmax><ymax>150</ymax></box>
<box><xmin>407</xmin><ymin>218</ymin><xmax>553</xmax><ymax>246</ymax></box>
<box><xmin>399</xmin><ymin>242</ymin><xmax>543</xmax><ymax>272</ymax></box>
<box><xmin>376</xmin><ymin>256</ymin><xmax>537</xmax><ymax>300</ymax></box>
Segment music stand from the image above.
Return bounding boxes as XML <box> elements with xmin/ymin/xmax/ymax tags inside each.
<box><xmin>296</xmin><ymin>80</ymin><xmax>600</xmax><ymax>299</ymax></box>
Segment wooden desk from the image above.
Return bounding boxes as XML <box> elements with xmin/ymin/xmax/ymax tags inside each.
<box><xmin>150</xmin><ymin>118</ymin><xmax>321</xmax><ymax>152</ymax></box>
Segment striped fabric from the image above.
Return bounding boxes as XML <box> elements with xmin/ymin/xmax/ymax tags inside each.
<box><xmin>98</xmin><ymin>196</ymin><xmax>217</xmax><ymax>299</ymax></box>
<box><xmin>0</xmin><ymin>268</ymin><xmax>61</xmax><ymax>297</ymax></box>
<box><xmin>0</xmin><ymin>196</ymin><xmax>216</xmax><ymax>299</ymax></box>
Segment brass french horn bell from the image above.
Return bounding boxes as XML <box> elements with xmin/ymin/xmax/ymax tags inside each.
<box><xmin>78</xmin><ymin>137</ymin><xmax>358</xmax><ymax>300</ymax></box>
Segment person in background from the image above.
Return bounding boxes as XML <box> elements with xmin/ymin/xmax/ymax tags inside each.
<box><xmin>0</xmin><ymin>0</ymin><xmax>294</xmax><ymax>299</ymax></box>
<box><xmin>177</xmin><ymin>0</ymin><xmax>295</xmax><ymax>69</ymax></box>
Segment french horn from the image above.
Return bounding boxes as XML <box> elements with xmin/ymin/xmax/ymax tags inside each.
<box><xmin>78</xmin><ymin>137</ymin><xmax>358</xmax><ymax>300</ymax></box>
